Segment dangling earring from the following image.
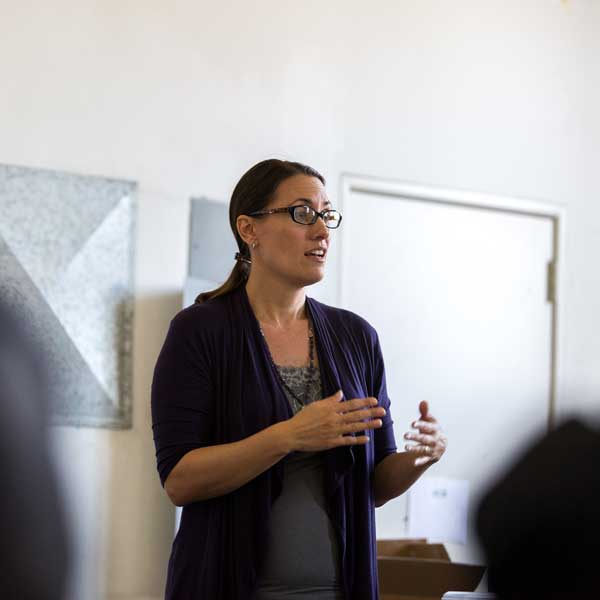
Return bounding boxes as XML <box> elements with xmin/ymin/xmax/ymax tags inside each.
<box><xmin>251</xmin><ymin>241</ymin><xmax>257</xmax><ymax>249</ymax></box>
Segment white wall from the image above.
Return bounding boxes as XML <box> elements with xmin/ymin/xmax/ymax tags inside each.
<box><xmin>1</xmin><ymin>1</ymin><xmax>598</xmax><ymax>598</ymax></box>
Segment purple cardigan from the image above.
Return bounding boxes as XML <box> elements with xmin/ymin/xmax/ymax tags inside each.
<box><xmin>151</xmin><ymin>284</ymin><xmax>397</xmax><ymax>600</ymax></box>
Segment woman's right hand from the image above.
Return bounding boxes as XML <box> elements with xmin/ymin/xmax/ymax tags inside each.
<box><xmin>283</xmin><ymin>390</ymin><xmax>386</xmax><ymax>452</ymax></box>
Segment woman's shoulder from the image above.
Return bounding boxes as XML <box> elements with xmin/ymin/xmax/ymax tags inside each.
<box><xmin>168</xmin><ymin>294</ymin><xmax>229</xmax><ymax>338</ymax></box>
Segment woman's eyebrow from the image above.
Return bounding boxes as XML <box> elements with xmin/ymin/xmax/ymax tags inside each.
<box><xmin>289</xmin><ymin>197</ymin><xmax>332</xmax><ymax>206</ymax></box>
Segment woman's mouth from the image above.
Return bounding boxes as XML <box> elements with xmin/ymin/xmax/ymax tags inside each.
<box><xmin>304</xmin><ymin>249</ymin><xmax>326</xmax><ymax>263</ymax></box>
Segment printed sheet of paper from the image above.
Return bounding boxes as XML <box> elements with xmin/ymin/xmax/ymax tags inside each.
<box><xmin>407</xmin><ymin>476</ymin><xmax>469</xmax><ymax>545</ymax></box>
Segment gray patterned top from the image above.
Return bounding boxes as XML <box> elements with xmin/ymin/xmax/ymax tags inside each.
<box><xmin>255</xmin><ymin>364</ymin><xmax>343</xmax><ymax>600</ymax></box>
<box><xmin>276</xmin><ymin>364</ymin><xmax>322</xmax><ymax>413</ymax></box>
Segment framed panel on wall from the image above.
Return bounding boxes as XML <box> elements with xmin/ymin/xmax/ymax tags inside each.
<box><xmin>0</xmin><ymin>164</ymin><xmax>136</xmax><ymax>428</ymax></box>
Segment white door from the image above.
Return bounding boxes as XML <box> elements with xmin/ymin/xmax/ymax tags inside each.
<box><xmin>339</xmin><ymin>181</ymin><xmax>556</xmax><ymax>565</ymax></box>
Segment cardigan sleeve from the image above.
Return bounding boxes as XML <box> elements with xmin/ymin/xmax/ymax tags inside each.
<box><xmin>371</xmin><ymin>330</ymin><xmax>397</xmax><ymax>465</ymax></box>
<box><xmin>151</xmin><ymin>311</ymin><xmax>215</xmax><ymax>487</ymax></box>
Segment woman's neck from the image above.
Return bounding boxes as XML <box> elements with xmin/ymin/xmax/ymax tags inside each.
<box><xmin>245</xmin><ymin>272</ymin><xmax>307</xmax><ymax>330</ymax></box>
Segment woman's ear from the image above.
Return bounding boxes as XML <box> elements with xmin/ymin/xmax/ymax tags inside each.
<box><xmin>236</xmin><ymin>215</ymin><xmax>256</xmax><ymax>247</ymax></box>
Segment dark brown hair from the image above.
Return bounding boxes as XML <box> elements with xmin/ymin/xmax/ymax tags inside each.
<box><xmin>195</xmin><ymin>159</ymin><xmax>326</xmax><ymax>304</ymax></box>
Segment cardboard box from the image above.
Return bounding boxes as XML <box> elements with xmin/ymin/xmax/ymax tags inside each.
<box><xmin>378</xmin><ymin>539</ymin><xmax>486</xmax><ymax>600</ymax></box>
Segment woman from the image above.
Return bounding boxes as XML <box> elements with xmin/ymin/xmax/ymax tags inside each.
<box><xmin>151</xmin><ymin>159</ymin><xmax>447</xmax><ymax>600</ymax></box>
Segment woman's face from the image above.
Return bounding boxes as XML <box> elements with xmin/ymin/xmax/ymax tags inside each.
<box><xmin>251</xmin><ymin>174</ymin><xmax>333</xmax><ymax>288</ymax></box>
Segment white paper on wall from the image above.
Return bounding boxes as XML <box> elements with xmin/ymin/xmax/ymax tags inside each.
<box><xmin>407</xmin><ymin>476</ymin><xmax>469</xmax><ymax>545</ymax></box>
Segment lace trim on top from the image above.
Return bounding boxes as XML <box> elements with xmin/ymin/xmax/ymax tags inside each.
<box><xmin>276</xmin><ymin>365</ymin><xmax>322</xmax><ymax>414</ymax></box>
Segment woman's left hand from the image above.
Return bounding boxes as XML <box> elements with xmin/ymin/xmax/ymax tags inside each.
<box><xmin>403</xmin><ymin>400</ymin><xmax>447</xmax><ymax>467</ymax></box>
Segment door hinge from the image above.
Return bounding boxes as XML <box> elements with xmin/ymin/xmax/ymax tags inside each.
<box><xmin>547</xmin><ymin>260</ymin><xmax>556</xmax><ymax>304</ymax></box>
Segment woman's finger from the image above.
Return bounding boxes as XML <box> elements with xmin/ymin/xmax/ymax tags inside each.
<box><xmin>422</xmin><ymin>411</ymin><xmax>438</xmax><ymax>423</ymax></box>
<box><xmin>404</xmin><ymin>443</ymin><xmax>433</xmax><ymax>455</ymax></box>
<box><xmin>341</xmin><ymin>407</ymin><xmax>386</xmax><ymax>423</ymax></box>
<box><xmin>343</xmin><ymin>419</ymin><xmax>382</xmax><ymax>434</ymax></box>
<box><xmin>418</xmin><ymin>401</ymin><xmax>439</xmax><ymax>423</ymax></box>
<box><xmin>336</xmin><ymin>397</ymin><xmax>378</xmax><ymax>413</ymax></box>
<box><xmin>404</xmin><ymin>432</ymin><xmax>436</xmax><ymax>445</ymax></box>
<box><xmin>411</xmin><ymin>421</ymin><xmax>439</xmax><ymax>433</ymax></box>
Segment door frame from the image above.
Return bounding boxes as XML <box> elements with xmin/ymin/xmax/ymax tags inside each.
<box><xmin>338</xmin><ymin>174</ymin><xmax>567</xmax><ymax>430</ymax></box>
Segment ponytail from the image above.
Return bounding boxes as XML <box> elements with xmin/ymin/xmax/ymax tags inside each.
<box><xmin>194</xmin><ymin>254</ymin><xmax>250</xmax><ymax>304</ymax></box>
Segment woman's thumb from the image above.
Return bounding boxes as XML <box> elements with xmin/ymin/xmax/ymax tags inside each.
<box><xmin>335</xmin><ymin>389</ymin><xmax>344</xmax><ymax>401</ymax></box>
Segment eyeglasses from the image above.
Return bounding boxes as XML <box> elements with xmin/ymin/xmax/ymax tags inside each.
<box><xmin>248</xmin><ymin>205</ymin><xmax>343</xmax><ymax>229</ymax></box>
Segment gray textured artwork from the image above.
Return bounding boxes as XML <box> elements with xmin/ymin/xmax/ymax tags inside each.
<box><xmin>0</xmin><ymin>164</ymin><xmax>136</xmax><ymax>428</ymax></box>
<box><xmin>183</xmin><ymin>197</ymin><xmax>237</xmax><ymax>306</ymax></box>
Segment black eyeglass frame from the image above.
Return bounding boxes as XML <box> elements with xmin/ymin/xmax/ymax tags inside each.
<box><xmin>247</xmin><ymin>205</ymin><xmax>343</xmax><ymax>229</ymax></box>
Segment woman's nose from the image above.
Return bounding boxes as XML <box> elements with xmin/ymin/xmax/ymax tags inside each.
<box><xmin>314</xmin><ymin>214</ymin><xmax>330</xmax><ymax>236</ymax></box>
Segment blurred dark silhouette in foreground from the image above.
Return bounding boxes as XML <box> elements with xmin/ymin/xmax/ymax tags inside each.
<box><xmin>0</xmin><ymin>301</ymin><xmax>71</xmax><ymax>600</ymax></box>
<box><xmin>476</xmin><ymin>418</ymin><xmax>600</xmax><ymax>600</ymax></box>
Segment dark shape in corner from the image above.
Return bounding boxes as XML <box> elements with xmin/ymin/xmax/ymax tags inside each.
<box><xmin>476</xmin><ymin>418</ymin><xmax>600</xmax><ymax>599</ymax></box>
